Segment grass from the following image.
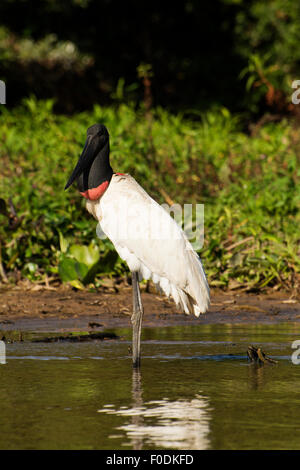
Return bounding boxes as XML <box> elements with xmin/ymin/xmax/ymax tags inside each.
<box><xmin>0</xmin><ymin>97</ymin><xmax>299</xmax><ymax>292</ymax></box>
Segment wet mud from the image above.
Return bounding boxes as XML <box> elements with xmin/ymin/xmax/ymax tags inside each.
<box><xmin>0</xmin><ymin>285</ymin><xmax>299</xmax><ymax>333</ymax></box>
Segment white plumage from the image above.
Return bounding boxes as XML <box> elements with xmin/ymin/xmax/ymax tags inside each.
<box><xmin>86</xmin><ymin>173</ymin><xmax>210</xmax><ymax>316</ymax></box>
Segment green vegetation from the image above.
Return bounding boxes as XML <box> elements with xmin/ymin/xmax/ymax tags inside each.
<box><xmin>235</xmin><ymin>0</ymin><xmax>300</xmax><ymax>113</ymax></box>
<box><xmin>0</xmin><ymin>98</ymin><xmax>299</xmax><ymax>291</ymax></box>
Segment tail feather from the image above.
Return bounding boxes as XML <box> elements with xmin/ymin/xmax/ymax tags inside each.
<box><xmin>138</xmin><ymin>249</ymin><xmax>210</xmax><ymax>317</ymax></box>
<box><xmin>185</xmin><ymin>249</ymin><xmax>210</xmax><ymax>315</ymax></box>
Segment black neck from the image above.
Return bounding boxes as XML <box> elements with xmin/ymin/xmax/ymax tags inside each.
<box><xmin>77</xmin><ymin>141</ymin><xmax>113</xmax><ymax>192</ymax></box>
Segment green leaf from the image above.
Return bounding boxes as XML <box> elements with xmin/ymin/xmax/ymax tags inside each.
<box><xmin>69</xmin><ymin>279</ymin><xmax>85</xmax><ymax>290</ymax></box>
<box><xmin>99</xmin><ymin>250</ymin><xmax>119</xmax><ymax>273</ymax></box>
<box><xmin>69</xmin><ymin>243</ymin><xmax>100</xmax><ymax>266</ymax></box>
<box><xmin>58</xmin><ymin>257</ymin><xmax>78</xmax><ymax>282</ymax></box>
<box><xmin>58</xmin><ymin>230</ymin><xmax>69</xmax><ymax>254</ymax></box>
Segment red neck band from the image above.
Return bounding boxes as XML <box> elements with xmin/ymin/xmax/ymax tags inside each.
<box><xmin>80</xmin><ymin>180</ymin><xmax>109</xmax><ymax>200</ymax></box>
<box><xmin>79</xmin><ymin>173</ymin><xmax>125</xmax><ymax>200</ymax></box>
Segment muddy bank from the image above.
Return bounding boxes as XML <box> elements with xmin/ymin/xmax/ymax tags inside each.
<box><xmin>0</xmin><ymin>285</ymin><xmax>299</xmax><ymax>332</ymax></box>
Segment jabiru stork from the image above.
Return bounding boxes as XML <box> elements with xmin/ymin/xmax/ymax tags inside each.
<box><xmin>65</xmin><ymin>124</ymin><xmax>210</xmax><ymax>368</ymax></box>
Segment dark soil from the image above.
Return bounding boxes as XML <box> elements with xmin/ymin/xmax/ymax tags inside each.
<box><xmin>0</xmin><ymin>285</ymin><xmax>299</xmax><ymax>333</ymax></box>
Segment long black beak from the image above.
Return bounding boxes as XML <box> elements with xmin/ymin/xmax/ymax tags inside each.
<box><xmin>64</xmin><ymin>134</ymin><xmax>97</xmax><ymax>190</ymax></box>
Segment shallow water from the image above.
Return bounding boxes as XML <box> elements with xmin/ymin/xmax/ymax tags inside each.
<box><xmin>1</xmin><ymin>323</ymin><xmax>300</xmax><ymax>450</ymax></box>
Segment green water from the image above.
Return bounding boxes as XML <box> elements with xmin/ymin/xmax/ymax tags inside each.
<box><xmin>1</xmin><ymin>323</ymin><xmax>300</xmax><ymax>450</ymax></box>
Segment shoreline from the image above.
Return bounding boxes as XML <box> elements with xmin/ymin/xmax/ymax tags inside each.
<box><xmin>0</xmin><ymin>287</ymin><xmax>299</xmax><ymax>332</ymax></box>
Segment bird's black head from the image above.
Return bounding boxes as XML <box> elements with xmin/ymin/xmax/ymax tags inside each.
<box><xmin>87</xmin><ymin>123</ymin><xmax>109</xmax><ymax>139</ymax></box>
<box><xmin>64</xmin><ymin>123</ymin><xmax>113</xmax><ymax>200</ymax></box>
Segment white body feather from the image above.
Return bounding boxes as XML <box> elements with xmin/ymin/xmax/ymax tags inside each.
<box><xmin>86</xmin><ymin>174</ymin><xmax>210</xmax><ymax>316</ymax></box>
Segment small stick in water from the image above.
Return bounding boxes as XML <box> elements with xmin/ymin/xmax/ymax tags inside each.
<box><xmin>247</xmin><ymin>345</ymin><xmax>278</xmax><ymax>364</ymax></box>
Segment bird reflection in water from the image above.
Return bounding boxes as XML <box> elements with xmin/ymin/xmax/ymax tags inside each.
<box><xmin>97</xmin><ymin>369</ymin><xmax>211</xmax><ymax>450</ymax></box>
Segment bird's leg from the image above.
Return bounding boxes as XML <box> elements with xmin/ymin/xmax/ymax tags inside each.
<box><xmin>131</xmin><ymin>271</ymin><xmax>144</xmax><ymax>368</ymax></box>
